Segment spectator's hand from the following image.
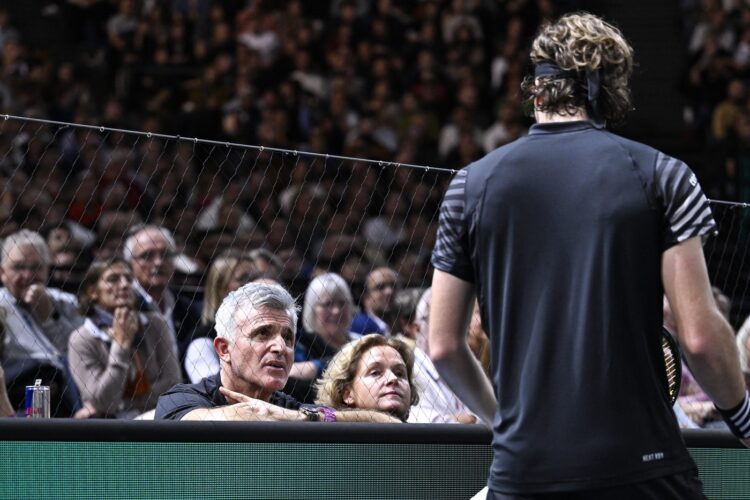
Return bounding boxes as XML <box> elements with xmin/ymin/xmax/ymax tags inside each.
<box><xmin>219</xmin><ymin>387</ymin><xmax>304</xmax><ymax>421</ymax></box>
<box><xmin>73</xmin><ymin>403</ymin><xmax>98</xmax><ymax>419</ymax></box>
<box><xmin>681</xmin><ymin>400</ymin><xmax>718</xmax><ymax>427</ymax></box>
<box><xmin>111</xmin><ymin>307</ymin><xmax>138</xmax><ymax>348</ymax></box>
<box><xmin>23</xmin><ymin>284</ymin><xmax>53</xmax><ymax>323</ymax></box>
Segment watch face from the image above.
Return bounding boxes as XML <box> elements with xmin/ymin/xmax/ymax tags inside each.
<box><xmin>302</xmin><ymin>407</ymin><xmax>319</xmax><ymax>421</ymax></box>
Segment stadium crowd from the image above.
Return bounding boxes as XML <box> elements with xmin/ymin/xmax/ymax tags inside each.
<box><xmin>0</xmin><ymin>0</ymin><xmax>540</xmax><ymax>422</ymax></box>
<box><xmin>682</xmin><ymin>0</ymin><xmax>750</xmax><ymax>201</ymax></box>
<box><xmin>0</xmin><ymin>1</ymin><xmax>747</xmax><ymax>427</ymax></box>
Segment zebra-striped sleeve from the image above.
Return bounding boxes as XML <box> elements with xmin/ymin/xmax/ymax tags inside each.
<box><xmin>431</xmin><ymin>169</ymin><xmax>474</xmax><ymax>282</ymax></box>
<box><xmin>656</xmin><ymin>152</ymin><xmax>717</xmax><ymax>248</ymax></box>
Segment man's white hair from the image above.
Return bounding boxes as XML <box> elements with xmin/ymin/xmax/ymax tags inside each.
<box><xmin>123</xmin><ymin>225</ymin><xmax>176</xmax><ymax>262</ymax></box>
<box><xmin>1</xmin><ymin>229</ymin><xmax>49</xmax><ymax>266</ymax></box>
<box><xmin>215</xmin><ymin>282</ymin><xmax>299</xmax><ymax>343</ymax></box>
<box><xmin>302</xmin><ymin>273</ymin><xmax>354</xmax><ymax>333</ymax></box>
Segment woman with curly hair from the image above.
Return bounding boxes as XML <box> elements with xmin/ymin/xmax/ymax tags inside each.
<box><xmin>430</xmin><ymin>12</ymin><xmax>745</xmax><ymax>499</ymax></box>
<box><xmin>315</xmin><ymin>334</ymin><xmax>418</xmax><ymax>422</ymax></box>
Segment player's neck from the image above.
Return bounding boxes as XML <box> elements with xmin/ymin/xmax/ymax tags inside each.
<box><xmin>534</xmin><ymin>108</ymin><xmax>589</xmax><ymax>124</ymax></box>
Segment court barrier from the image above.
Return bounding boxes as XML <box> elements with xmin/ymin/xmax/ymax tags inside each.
<box><xmin>0</xmin><ymin>419</ymin><xmax>746</xmax><ymax>500</ymax></box>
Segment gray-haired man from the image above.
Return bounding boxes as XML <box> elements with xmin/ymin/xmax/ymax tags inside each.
<box><xmin>0</xmin><ymin>229</ymin><xmax>83</xmax><ymax>415</ymax></box>
<box><xmin>155</xmin><ymin>282</ymin><xmax>399</xmax><ymax>422</ymax></box>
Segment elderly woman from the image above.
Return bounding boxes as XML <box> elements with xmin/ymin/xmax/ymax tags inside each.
<box><xmin>291</xmin><ymin>273</ymin><xmax>361</xmax><ymax>382</ymax></box>
<box><xmin>315</xmin><ymin>334</ymin><xmax>418</xmax><ymax>422</ymax></box>
<box><xmin>184</xmin><ymin>251</ymin><xmax>259</xmax><ymax>383</ymax></box>
<box><xmin>68</xmin><ymin>258</ymin><xmax>181</xmax><ymax>418</ymax></box>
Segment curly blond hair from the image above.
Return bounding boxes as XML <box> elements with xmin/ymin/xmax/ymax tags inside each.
<box><xmin>521</xmin><ymin>12</ymin><xmax>634</xmax><ymax>123</ymax></box>
<box><xmin>315</xmin><ymin>334</ymin><xmax>419</xmax><ymax>421</ymax></box>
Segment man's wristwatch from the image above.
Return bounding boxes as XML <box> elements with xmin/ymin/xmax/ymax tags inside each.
<box><xmin>299</xmin><ymin>406</ymin><xmax>321</xmax><ymax>422</ymax></box>
<box><xmin>299</xmin><ymin>405</ymin><xmax>337</xmax><ymax>422</ymax></box>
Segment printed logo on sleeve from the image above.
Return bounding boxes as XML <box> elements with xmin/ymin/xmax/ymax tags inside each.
<box><xmin>689</xmin><ymin>174</ymin><xmax>697</xmax><ymax>187</ymax></box>
<box><xmin>642</xmin><ymin>451</ymin><xmax>665</xmax><ymax>463</ymax></box>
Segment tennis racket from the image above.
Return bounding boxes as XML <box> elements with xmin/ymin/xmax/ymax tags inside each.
<box><xmin>661</xmin><ymin>327</ymin><xmax>682</xmax><ymax>405</ymax></box>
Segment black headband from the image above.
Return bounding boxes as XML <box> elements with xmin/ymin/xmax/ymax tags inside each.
<box><xmin>534</xmin><ymin>61</ymin><xmax>601</xmax><ymax>120</ymax></box>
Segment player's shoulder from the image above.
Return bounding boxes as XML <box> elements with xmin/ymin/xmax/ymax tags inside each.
<box><xmin>598</xmin><ymin>128</ymin><xmax>662</xmax><ymax>158</ymax></box>
<box><xmin>462</xmin><ymin>135</ymin><xmax>531</xmax><ymax>176</ymax></box>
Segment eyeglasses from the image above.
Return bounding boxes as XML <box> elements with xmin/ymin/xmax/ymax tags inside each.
<box><xmin>132</xmin><ymin>250</ymin><xmax>175</xmax><ymax>262</ymax></box>
<box><xmin>231</xmin><ymin>273</ymin><xmax>260</xmax><ymax>285</ymax></box>
<box><xmin>316</xmin><ymin>300</ymin><xmax>349</xmax><ymax>310</ymax></box>
<box><xmin>102</xmin><ymin>273</ymin><xmax>133</xmax><ymax>284</ymax></box>
<box><xmin>370</xmin><ymin>281</ymin><xmax>399</xmax><ymax>292</ymax></box>
<box><xmin>7</xmin><ymin>262</ymin><xmax>45</xmax><ymax>273</ymax></box>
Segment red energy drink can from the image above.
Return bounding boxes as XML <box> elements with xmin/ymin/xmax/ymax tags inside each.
<box><xmin>25</xmin><ymin>379</ymin><xmax>50</xmax><ymax>418</ymax></box>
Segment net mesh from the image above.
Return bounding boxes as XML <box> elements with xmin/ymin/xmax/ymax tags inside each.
<box><xmin>0</xmin><ymin>114</ymin><xmax>747</xmax><ymax>429</ymax></box>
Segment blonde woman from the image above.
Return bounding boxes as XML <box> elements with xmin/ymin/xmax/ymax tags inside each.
<box><xmin>184</xmin><ymin>252</ymin><xmax>259</xmax><ymax>383</ymax></box>
<box><xmin>316</xmin><ymin>334</ymin><xmax>418</xmax><ymax>422</ymax></box>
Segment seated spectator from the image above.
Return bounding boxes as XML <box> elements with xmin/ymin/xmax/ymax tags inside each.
<box><xmin>0</xmin><ymin>229</ymin><xmax>84</xmax><ymax>417</ymax></box>
<box><xmin>0</xmin><ymin>364</ymin><xmax>14</xmax><ymax>417</ymax></box>
<box><xmin>155</xmin><ymin>282</ymin><xmax>398</xmax><ymax>422</ymax></box>
<box><xmin>350</xmin><ymin>266</ymin><xmax>400</xmax><ymax>335</ymax></box>
<box><xmin>288</xmin><ymin>273</ymin><xmax>361</xmax><ymax>401</ymax></box>
<box><xmin>68</xmin><ymin>257</ymin><xmax>180</xmax><ymax>418</ymax></box>
<box><xmin>124</xmin><ymin>225</ymin><xmax>202</xmax><ymax>364</ymax></box>
<box><xmin>385</xmin><ymin>287</ymin><xmax>424</xmax><ymax>339</ymax></box>
<box><xmin>184</xmin><ymin>251</ymin><xmax>259</xmax><ymax>383</ymax></box>
<box><xmin>248</xmin><ymin>247</ymin><xmax>283</xmax><ymax>280</ymax></box>
<box><xmin>408</xmin><ymin>288</ymin><xmax>477</xmax><ymax>424</ymax></box>
<box><xmin>362</xmin><ymin>192</ymin><xmax>408</xmax><ymax>253</ymax></box>
<box><xmin>68</xmin><ymin>258</ymin><xmax>181</xmax><ymax>418</ymax></box>
<box><xmin>315</xmin><ymin>334</ymin><xmax>418</xmax><ymax>422</ymax></box>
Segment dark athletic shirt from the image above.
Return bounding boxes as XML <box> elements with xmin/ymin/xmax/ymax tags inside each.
<box><xmin>155</xmin><ymin>372</ymin><xmax>304</xmax><ymax>420</ymax></box>
<box><xmin>432</xmin><ymin>121</ymin><xmax>716</xmax><ymax>494</ymax></box>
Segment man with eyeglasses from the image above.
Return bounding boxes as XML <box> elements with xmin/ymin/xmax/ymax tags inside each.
<box><xmin>0</xmin><ymin>229</ymin><xmax>84</xmax><ymax>416</ymax></box>
<box><xmin>351</xmin><ymin>267</ymin><xmax>400</xmax><ymax>336</ymax></box>
<box><xmin>124</xmin><ymin>225</ymin><xmax>201</xmax><ymax>366</ymax></box>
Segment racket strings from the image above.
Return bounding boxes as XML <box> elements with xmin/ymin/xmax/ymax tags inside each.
<box><xmin>661</xmin><ymin>335</ymin><xmax>680</xmax><ymax>403</ymax></box>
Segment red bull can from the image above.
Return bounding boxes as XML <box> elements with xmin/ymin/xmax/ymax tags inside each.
<box><xmin>25</xmin><ymin>379</ymin><xmax>50</xmax><ymax>418</ymax></box>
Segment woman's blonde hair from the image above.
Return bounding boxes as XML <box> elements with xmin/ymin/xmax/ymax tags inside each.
<box><xmin>521</xmin><ymin>12</ymin><xmax>634</xmax><ymax>123</ymax></box>
<box><xmin>201</xmin><ymin>251</ymin><xmax>257</xmax><ymax>325</ymax></box>
<box><xmin>315</xmin><ymin>334</ymin><xmax>419</xmax><ymax>420</ymax></box>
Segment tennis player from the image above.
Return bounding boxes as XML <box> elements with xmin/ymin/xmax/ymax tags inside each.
<box><xmin>429</xmin><ymin>12</ymin><xmax>750</xmax><ymax>499</ymax></box>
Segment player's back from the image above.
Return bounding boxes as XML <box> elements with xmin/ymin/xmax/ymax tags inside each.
<box><xmin>463</xmin><ymin>121</ymin><xmax>696</xmax><ymax>493</ymax></box>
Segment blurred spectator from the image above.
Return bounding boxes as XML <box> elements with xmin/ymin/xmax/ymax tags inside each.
<box><xmin>68</xmin><ymin>258</ymin><xmax>181</xmax><ymax>418</ymax></box>
<box><xmin>408</xmin><ymin>288</ymin><xmax>476</xmax><ymax>424</ymax></box>
<box><xmin>290</xmin><ymin>273</ymin><xmax>361</xmax><ymax>402</ymax></box>
<box><xmin>351</xmin><ymin>266</ymin><xmax>400</xmax><ymax>335</ymax></box>
<box><xmin>123</xmin><ymin>225</ymin><xmax>201</xmax><ymax>364</ymax></box>
<box><xmin>184</xmin><ymin>251</ymin><xmax>259</xmax><ymax>383</ymax></box>
<box><xmin>0</xmin><ymin>364</ymin><xmax>13</xmax><ymax>417</ymax></box>
<box><xmin>386</xmin><ymin>287</ymin><xmax>424</xmax><ymax>340</ymax></box>
<box><xmin>0</xmin><ymin>229</ymin><xmax>84</xmax><ymax>416</ymax></box>
<box><xmin>712</xmin><ymin>78</ymin><xmax>745</xmax><ymax>142</ymax></box>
